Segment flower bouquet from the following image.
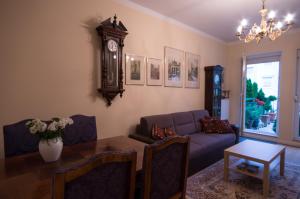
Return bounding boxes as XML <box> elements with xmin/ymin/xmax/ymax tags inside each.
<box><xmin>26</xmin><ymin>117</ymin><xmax>73</xmax><ymax>162</ymax></box>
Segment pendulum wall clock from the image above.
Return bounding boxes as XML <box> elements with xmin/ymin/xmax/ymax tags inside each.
<box><xmin>96</xmin><ymin>15</ymin><xmax>128</xmax><ymax>106</ymax></box>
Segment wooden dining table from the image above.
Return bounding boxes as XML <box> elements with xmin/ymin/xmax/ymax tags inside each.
<box><xmin>0</xmin><ymin>136</ymin><xmax>146</xmax><ymax>199</ymax></box>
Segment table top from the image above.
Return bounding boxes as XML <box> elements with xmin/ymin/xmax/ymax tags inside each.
<box><xmin>0</xmin><ymin>136</ymin><xmax>146</xmax><ymax>199</ymax></box>
<box><xmin>225</xmin><ymin>140</ymin><xmax>286</xmax><ymax>163</ymax></box>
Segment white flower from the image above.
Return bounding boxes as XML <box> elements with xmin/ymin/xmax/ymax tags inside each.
<box><xmin>26</xmin><ymin>121</ymin><xmax>32</xmax><ymax>126</ymax></box>
<box><xmin>39</xmin><ymin>122</ymin><xmax>47</xmax><ymax>132</ymax></box>
<box><xmin>57</xmin><ymin>118</ymin><xmax>73</xmax><ymax>129</ymax></box>
<box><xmin>29</xmin><ymin>126</ymin><xmax>38</xmax><ymax>134</ymax></box>
<box><xmin>66</xmin><ymin>118</ymin><xmax>74</xmax><ymax>125</ymax></box>
<box><xmin>48</xmin><ymin>121</ymin><xmax>58</xmax><ymax>131</ymax></box>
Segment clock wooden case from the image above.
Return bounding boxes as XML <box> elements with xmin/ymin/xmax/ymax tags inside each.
<box><xmin>204</xmin><ymin>65</ymin><xmax>223</xmax><ymax>118</ymax></box>
<box><xmin>96</xmin><ymin>15</ymin><xmax>128</xmax><ymax>106</ymax></box>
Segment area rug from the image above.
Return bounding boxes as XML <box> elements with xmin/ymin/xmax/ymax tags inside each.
<box><xmin>186</xmin><ymin>159</ymin><xmax>300</xmax><ymax>199</ymax></box>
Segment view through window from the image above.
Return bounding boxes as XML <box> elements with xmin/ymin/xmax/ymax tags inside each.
<box><xmin>243</xmin><ymin>59</ymin><xmax>280</xmax><ymax>136</ymax></box>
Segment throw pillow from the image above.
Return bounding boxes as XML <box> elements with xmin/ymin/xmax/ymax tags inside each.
<box><xmin>218</xmin><ymin>120</ymin><xmax>234</xmax><ymax>134</ymax></box>
<box><xmin>200</xmin><ymin>117</ymin><xmax>234</xmax><ymax>134</ymax></box>
<box><xmin>151</xmin><ymin>124</ymin><xmax>165</xmax><ymax>140</ymax></box>
<box><xmin>164</xmin><ymin>127</ymin><xmax>177</xmax><ymax>137</ymax></box>
<box><xmin>200</xmin><ymin>117</ymin><xmax>219</xmax><ymax>134</ymax></box>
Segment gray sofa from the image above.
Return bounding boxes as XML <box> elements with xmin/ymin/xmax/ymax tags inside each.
<box><xmin>129</xmin><ymin>110</ymin><xmax>239</xmax><ymax>176</ymax></box>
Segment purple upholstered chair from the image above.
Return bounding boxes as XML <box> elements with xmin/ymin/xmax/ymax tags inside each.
<box><xmin>141</xmin><ymin>136</ymin><xmax>190</xmax><ymax>199</ymax></box>
<box><xmin>3</xmin><ymin>119</ymin><xmax>40</xmax><ymax>157</ymax></box>
<box><xmin>53</xmin><ymin>151</ymin><xmax>137</xmax><ymax>199</ymax></box>
<box><xmin>3</xmin><ymin>115</ymin><xmax>97</xmax><ymax>158</ymax></box>
<box><xmin>62</xmin><ymin>115</ymin><xmax>97</xmax><ymax>146</ymax></box>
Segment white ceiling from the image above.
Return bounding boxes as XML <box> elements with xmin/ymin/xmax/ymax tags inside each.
<box><xmin>129</xmin><ymin>0</ymin><xmax>300</xmax><ymax>42</ymax></box>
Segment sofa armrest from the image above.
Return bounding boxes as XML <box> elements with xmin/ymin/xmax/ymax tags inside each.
<box><xmin>129</xmin><ymin>133</ymin><xmax>155</xmax><ymax>144</ymax></box>
<box><xmin>231</xmin><ymin>124</ymin><xmax>240</xmax><ymax>144</ymax></box>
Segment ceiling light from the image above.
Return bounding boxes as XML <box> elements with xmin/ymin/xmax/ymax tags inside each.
<box><xmin>268</xmin><ymin>10</ymin><xmax>276</xmax><ymax>19</ymax></box>
<box><xmin>236</xmin><ymin>0</ymin><xmax>294</xmax><ymax>43</ymax></box>
<box><xmin>285</xmin><ymin>13</ymin><xmax>294</xmax><ymax>24</ymax></box>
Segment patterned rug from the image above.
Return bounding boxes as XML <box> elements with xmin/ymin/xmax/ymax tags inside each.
<box><xmin>186</xmin><ymin>159</ymin><xmax>300</xmax><ymax>199</ymax></box>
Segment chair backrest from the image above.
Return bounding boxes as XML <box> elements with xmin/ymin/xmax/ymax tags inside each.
<box><xmin>53</xmin><ymin>151</ymin><xmax>137</xmax><ymax>199</ymax></box>
<box><xmin>142</xmin><ymin>136</ymin><xmax>190</xmax><ymax>199</ymax></box>
<box><xmin>62</xmin><ymin>115</ymin><xmax>97</xmax><ymax>146</ymax></box>
<box><xmin>3</xmin><ymin>119</ymin><xmax>40</xmax><ymax>157</ymax></box>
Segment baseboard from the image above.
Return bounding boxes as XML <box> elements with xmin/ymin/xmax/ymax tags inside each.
<box><xmin>242</xmin><ymin>132</ymin><xmax>300</xmax><ymax>148</ymax></box>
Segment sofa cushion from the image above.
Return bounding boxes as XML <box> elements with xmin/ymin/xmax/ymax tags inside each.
<box><xmin>189</xmin><ymin>133</ymin><xmax>236</xmax><ymax>150</ymax></box>
<box><xmin>172</xmin><ymin>112</ymin><xmax>197</xmax><ymax>136</ymax></box>
<box><xmin>191</xmin><ymin>110</ymin><xmax>210</xmax><ymax>131</ymax></box>
<box><xmin>140</xmin><ymin>114</ymin><xmax>175</xmax><ymax>137</ymax></box>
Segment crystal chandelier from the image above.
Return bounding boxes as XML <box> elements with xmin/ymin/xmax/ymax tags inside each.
<box><xmin>236</xmin><ymin>0</ymin><xmax>294</xmax><ymax>43</ymax></box>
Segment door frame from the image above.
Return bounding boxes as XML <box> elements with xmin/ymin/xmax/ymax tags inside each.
<box><xmin>294</xmin><ymin>49</ymin><xmax>300</xmax><ymax>141</ymax></box>
<box><xmin>241</xmin><ymin>53</ymin><xmax>282</xmax><ymax>137</ymax></box>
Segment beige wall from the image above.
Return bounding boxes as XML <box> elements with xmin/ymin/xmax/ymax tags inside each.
<box><xmin>0</xmin><ymin>0</ymin><xmax>227</xmax><ymax>158</ymax></box>
<box><xmin>226</xmin><ymin>31</ymin><xmax>300</xmax><ymax>145</ymax></box>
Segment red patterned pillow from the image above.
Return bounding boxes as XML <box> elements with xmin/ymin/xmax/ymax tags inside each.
<box><xmin>200</xmin><ymin>117</ymin><xmax>234</xmax><ymax>134</ymax></box>
<box><xmin>200</xmin><ymin>117</ymin><xmax>219</xmax><ymax>134</ymax></box>
<box><xmin>164</xmin><ymin>127</ymin><xmax>177</xmax><ymax>137</ymax></box>
<box><xmin>152</xmin><ymin>124</ymin><xmax>166</xmax><ymax>140</ymax></box>
<box><xmin>218</xmin><ymin>120</ymin><xmax>234</xmax><ymax>134</ymax></box>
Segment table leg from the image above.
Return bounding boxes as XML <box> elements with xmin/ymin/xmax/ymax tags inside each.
<box><xmin>280</xmin><ymin>149</ymin><xmax>285</xmax><ymax>176</ymax></box>
<box><xmin>224</xmin><ymin>151</ymin><xmax>229</xmax><ymax>181</ymax></box>
<box><xmin>263</xmin><ymin>163</ymin><xmax>270</xmax><ymax>198</ymax></box>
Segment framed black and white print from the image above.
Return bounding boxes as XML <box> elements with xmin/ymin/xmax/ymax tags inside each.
<box><xmin>164</xmin><ymin>47</ymin><xmax>184</xmax><ymax>87</ymax></box>
<box><xmin>125</xmin><ymin>54</ymin><xmax>145</xmax><ymax>85</ymax></box>
<box><xmin>146</xmin><ymin>58</ymin><xmax>163</xmax><ymax>86</ymax></box>
<box><xmin>185</xmin><ymin>52</ymin><xmax>200</xmax><ymax>88</ymax></box>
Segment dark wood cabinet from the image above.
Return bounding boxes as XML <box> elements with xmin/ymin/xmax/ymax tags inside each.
<box><xmin>204</xmin><ymin>65</ymin><xmax>223</xmax><ymax>118</ymax></box>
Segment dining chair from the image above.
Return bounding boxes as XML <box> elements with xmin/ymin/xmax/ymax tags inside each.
<box><xmin>3</xmin><ymin>119</ymin><xmax>40</xmax><ymax>157</ymax></box>
<box><xmin>3</xmin><ymin>115</ymin><xmax>97</xmax><ymax>157</ymax></box>
<box><xmin>52</xmin><ymin>150</ymin><xmax>137</xmax><ymax>199</ymax></box>
<box><xmin>141</xmin><ymin>136</ymin><xmax>190</xmax><ymax>199</ymax></box>
<box><xmin>62</xmin><ymin>115</ymin><xmax>97</xmax><ymax>145</ymax></box>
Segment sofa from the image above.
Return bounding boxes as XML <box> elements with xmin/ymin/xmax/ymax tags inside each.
<box><xmin>129</xmin><ymin>109</ymin><xmax>239</xmax><ymax>176</ymax></box>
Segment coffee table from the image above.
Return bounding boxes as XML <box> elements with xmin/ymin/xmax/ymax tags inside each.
<box><xmin>224</xmin><ymin>140</ymin><xmax>286</xmax><ymax>197</ymax></box>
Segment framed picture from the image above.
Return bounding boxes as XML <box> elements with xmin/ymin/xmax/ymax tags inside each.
<box><xmin>185</xmin><ymin>52</ymin><xmax>201</xmax><ymax>88</ymax></box>
<box><xmin>164</xmin><ymin>47</ymin><xmax>184</xmax><ymax>87</ymax></box>
<box><xmin>125</xmin><ymin>54</ymin><xmax>145</xmax><ymax>85</ymax></box>
<box><xmin>146</xmin><ymin>58</ymin><xmax>163</xmax><ymax>86</ymax></box>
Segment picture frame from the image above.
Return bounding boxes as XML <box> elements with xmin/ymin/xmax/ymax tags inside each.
<box><xmin>146</xmin><ymin>58</ymin><xmax>163</xmax><ymax>86</ymax></box>
<box><xmin>185</xmin><ymin>52</ymin><xmax>201</xmax><ymax>88</ymax></box>
<box><xmin>125</xmin><ymin>54</ymin><xmax>145</xmax><ymax>85</ymax></box>
<box><xmin>164</xmin><ymin>47</ymin><xmax>185</xmax><ymax>87</ymax></box>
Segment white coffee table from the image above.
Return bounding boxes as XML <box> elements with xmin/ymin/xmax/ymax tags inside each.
<box><xmin>224</xmin><ymin>140</ymin><xmax>286</xmax><ymax>197</ymax></box>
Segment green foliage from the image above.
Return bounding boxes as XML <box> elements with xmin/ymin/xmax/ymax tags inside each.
<box><xmin>273</xmin><ymin>120</ymin><xmax>277</xmax><ymax>132</ymax></box>
<box><xmin>246</xmin><ymin>79</ymin><xmax>259</xmax><ymax>98</ymax></box>
<box><xmin>252</xmin><ymin>82</ymin><xmax>258</xmax><ymax>98</ymax></box>
<box><xmin>245</xmin><ymin>102</ymin><xmax>264</xmax><ymax>128</ymax></box>
<box><xmin>264</xmin><ymin>95</ymin><xmax>277</xmax><ymax>112</ymax></box>
<box><xmin>37</xmin><ymin>130</ymin><xmax>63</xmax><ymax>140</ymax></box>
<box><xmin>268</xmin><ymin>95</ymin><xmax>277</xmax><ymax>101</ymax></box>
<box><xmin>257</xmin><ymin>88</ymin><xmax>266</xmax><ymax>101</ymax></box>
<box><xmin>245</xmin><ymin>79</ymin><xmax>278</xmax><ymax>128</ymax></box>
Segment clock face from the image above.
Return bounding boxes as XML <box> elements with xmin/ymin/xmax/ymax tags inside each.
<box><xmin>107</xmin><ymin>39</ymin><xmax>118</xmax><ymax>52</ymax></box>
<box><xmin>214</xmin><ymin>74</ymin><xmax>220</xmax><ymax>84</ymax></box>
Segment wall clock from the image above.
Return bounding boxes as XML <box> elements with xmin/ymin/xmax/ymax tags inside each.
<box><xmin>96</xmin><ymin>15</ymin><xmax>128</xmax><ymax>106</ymax></box>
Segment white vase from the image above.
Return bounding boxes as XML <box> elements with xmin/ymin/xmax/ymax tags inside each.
<box><xmin>39</xmin><ymin>137</ymin><xmax>63</xmax><ymax>162</ymax></box>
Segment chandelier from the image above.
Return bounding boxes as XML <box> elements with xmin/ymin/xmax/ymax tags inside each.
<box><xmin>236</xmin><ymin>0</ymin><xmax>294</xmax><ymax>43</ymax></box>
